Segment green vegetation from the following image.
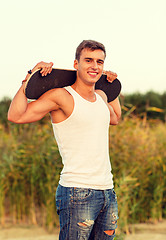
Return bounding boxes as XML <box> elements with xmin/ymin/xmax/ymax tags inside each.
<box><xmin>0</xmin><ymin>93</ymin><xmax>166</xmax><ymax>234</ymax></box>
<box><xmin>110</xmin><ymin>117</ymin><xmax>166</xmax><ymax>234</ymax></box>
<box><xmin>122</xmin><ymin>91</ymin><xmax>166</xmax><ymax>121</ymax></box>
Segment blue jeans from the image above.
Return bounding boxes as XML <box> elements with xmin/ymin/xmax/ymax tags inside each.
<box><xmin>56</xmin><ymin>184</ymin><xmax>119</xmax><ymax>239</ymax></box>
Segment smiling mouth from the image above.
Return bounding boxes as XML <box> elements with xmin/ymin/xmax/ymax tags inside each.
<box><xmin>88</xmin><ymin>71</ymin><xmax>98</xmax><ymax>77</ymax></box>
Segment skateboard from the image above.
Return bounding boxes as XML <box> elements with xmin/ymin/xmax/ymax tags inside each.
<box><xmin>24</xmin><ymin>68</ymin><xmax>121</xmax><ymax>102</ymax></box>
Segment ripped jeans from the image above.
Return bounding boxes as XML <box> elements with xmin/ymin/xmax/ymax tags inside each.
<box><xmin>56</xmin><ymin>184</ymin><xmax>119</xmax><ymax>240</ymax></box>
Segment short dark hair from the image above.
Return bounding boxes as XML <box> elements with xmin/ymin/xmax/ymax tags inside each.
<box><xmin>75</xmin><ymin>40</ymin><xmax>106</xmax><ymax>61</ymax></box>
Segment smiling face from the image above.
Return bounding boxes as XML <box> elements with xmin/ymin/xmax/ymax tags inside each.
<box><xmin>74</xmin><ymin>48</ymin><xmax>105</xmax><ymax>86</ymax></box>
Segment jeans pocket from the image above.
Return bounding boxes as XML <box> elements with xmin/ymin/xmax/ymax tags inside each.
<box><xmin>73</xmin><ymin>188</ymin><xmax>93</xmax><ymax>202</ymax></box>
<box><xmin>111</xmin><ymin>189</ymin><xmax>117</xmax><ymax>200</ymax></box>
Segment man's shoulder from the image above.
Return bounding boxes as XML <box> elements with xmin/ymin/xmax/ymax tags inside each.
<box><xmin>42</xmin><ymin>87</ymin><xmax>71</xmax><ymax>99</ymax></box>
<box><xmin>42</xmin><ymin>87</ymin><xmax>73</xmax><ymax>107</ymax></box>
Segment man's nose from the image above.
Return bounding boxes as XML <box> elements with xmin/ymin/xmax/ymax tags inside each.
<box><xmin>91</xmin><ymin>61</ymin><xmax>98</xmax><ymax>69</ymax></box>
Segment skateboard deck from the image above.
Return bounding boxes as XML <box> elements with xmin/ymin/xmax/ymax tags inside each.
<box><xmin>24</xmin><ymin>68</ymin><xmax>121</xmax><ymax>102</ymax></box>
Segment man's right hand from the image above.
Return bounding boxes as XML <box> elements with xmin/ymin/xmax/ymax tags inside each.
<box><xmin>32</xmin><ymin>61</ymin><xmax>54</xmax><ymax>76</ymax></box>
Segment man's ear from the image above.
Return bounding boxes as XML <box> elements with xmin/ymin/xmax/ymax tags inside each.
<box><xmin>73</xmin><ymin>59</ymin><xmax>78</xmax><ymax>70</ymax></box>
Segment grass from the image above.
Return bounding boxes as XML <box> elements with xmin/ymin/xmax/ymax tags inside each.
<box><xmin>0</xmin><ymin>116</ymin><xmax>166</xmax><ymax>233</ymax></box>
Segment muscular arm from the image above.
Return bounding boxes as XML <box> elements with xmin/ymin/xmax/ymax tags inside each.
<box><xmin>8</xmin><ymin>61</ymin><xmax>58</xmax><ymax>124</ymax></box>
<box><xmin>8</xmin><ymin>87</ymin><xmax>59</xmax><ymax>124</ymax></box>
<box><xmin>8</xmin><ymin>83</ymin><xmax>30</xmax><ymax>123</ymax></box>
<box><xmin>108</xmin><ymin>97</ymin><xmax>121</xmax><ymax>125</ymax></box>
<box><xmin>102</xmin><ymin>70</ymin><xmax>121</xmax><ymax>125</ymax></box>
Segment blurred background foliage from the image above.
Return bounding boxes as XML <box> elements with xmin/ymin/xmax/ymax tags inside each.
<box><xmin>0</xmin><ymin>91</ymin><xmax>166</xmax><ymax>234</ymax></box>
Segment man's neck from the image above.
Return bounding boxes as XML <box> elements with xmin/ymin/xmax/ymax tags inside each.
<box><xmin>72</xmin><ymin>79</ymin><xmax>96</xmax><ymax>102</ymax></box>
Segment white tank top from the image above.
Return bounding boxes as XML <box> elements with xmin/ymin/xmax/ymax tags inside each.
<box><xmin>52</xmin><ymin>86</ymin><xmax>114</xmax><ymax>190</ymax></box>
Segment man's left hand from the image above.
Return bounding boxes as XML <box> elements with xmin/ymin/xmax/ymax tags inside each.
<box><xmin>103</xmin><ymin>70</ymin><xmax>117</xmax><ymax>83</ymax></box>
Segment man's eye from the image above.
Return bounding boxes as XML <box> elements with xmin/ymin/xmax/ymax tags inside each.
<box><xmin>98</xmin><ymin>61</ymin><xmax>104</xmax><ymax>65</ymax></box>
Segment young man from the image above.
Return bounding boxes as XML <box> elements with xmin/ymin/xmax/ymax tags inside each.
<box><xmin>8</xmin><ymin>40</ymin><xmax>121</xmax><ymax>239</ymax></box>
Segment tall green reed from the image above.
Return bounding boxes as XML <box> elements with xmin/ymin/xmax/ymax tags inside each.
<box><xmin>0</xmin><ymin>116</ymin><xmax>165</xmax><ymax>233</ymax></box>
<box><xmin>110</xmin><ymin>117</ymin><xmax>166</xmax><ymax>233</ymax></box>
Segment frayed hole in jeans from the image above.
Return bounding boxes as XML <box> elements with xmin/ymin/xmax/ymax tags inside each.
<box><xmin>104</xmin><ymin>229</ymin><xmax>115</xmax><ymax>235</ymax></box>
<box><xmin>77</xmin><ymin>219</ymin><xmax>94</xmax><ymax>227</ymax></box>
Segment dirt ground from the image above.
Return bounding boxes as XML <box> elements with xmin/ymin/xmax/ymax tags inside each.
<box><xmin>0</xmin><ymin>220</ymin><xmax>166</xmax><ymax>240</ymax></box>
<box><xmin>0</xmin><ymin>226</ymin><xmax>59</xmax><ymax>240</ymax></box>
<box><xmin>124</xmin><ymin>220</ymin><xmax>166</xmax><ymax>240</ymax></box>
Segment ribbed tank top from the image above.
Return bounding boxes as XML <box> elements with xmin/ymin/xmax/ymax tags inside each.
<box><xmin>52</xmin><ymin>86</ymin><xmax>114</xmax><ymax>190</ymax></box>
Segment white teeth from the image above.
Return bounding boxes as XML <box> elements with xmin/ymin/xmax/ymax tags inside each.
<box><xmin>89</xmin><ymin>72</ymin><xmax>97</xmax><ymax>75</ymax></box>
